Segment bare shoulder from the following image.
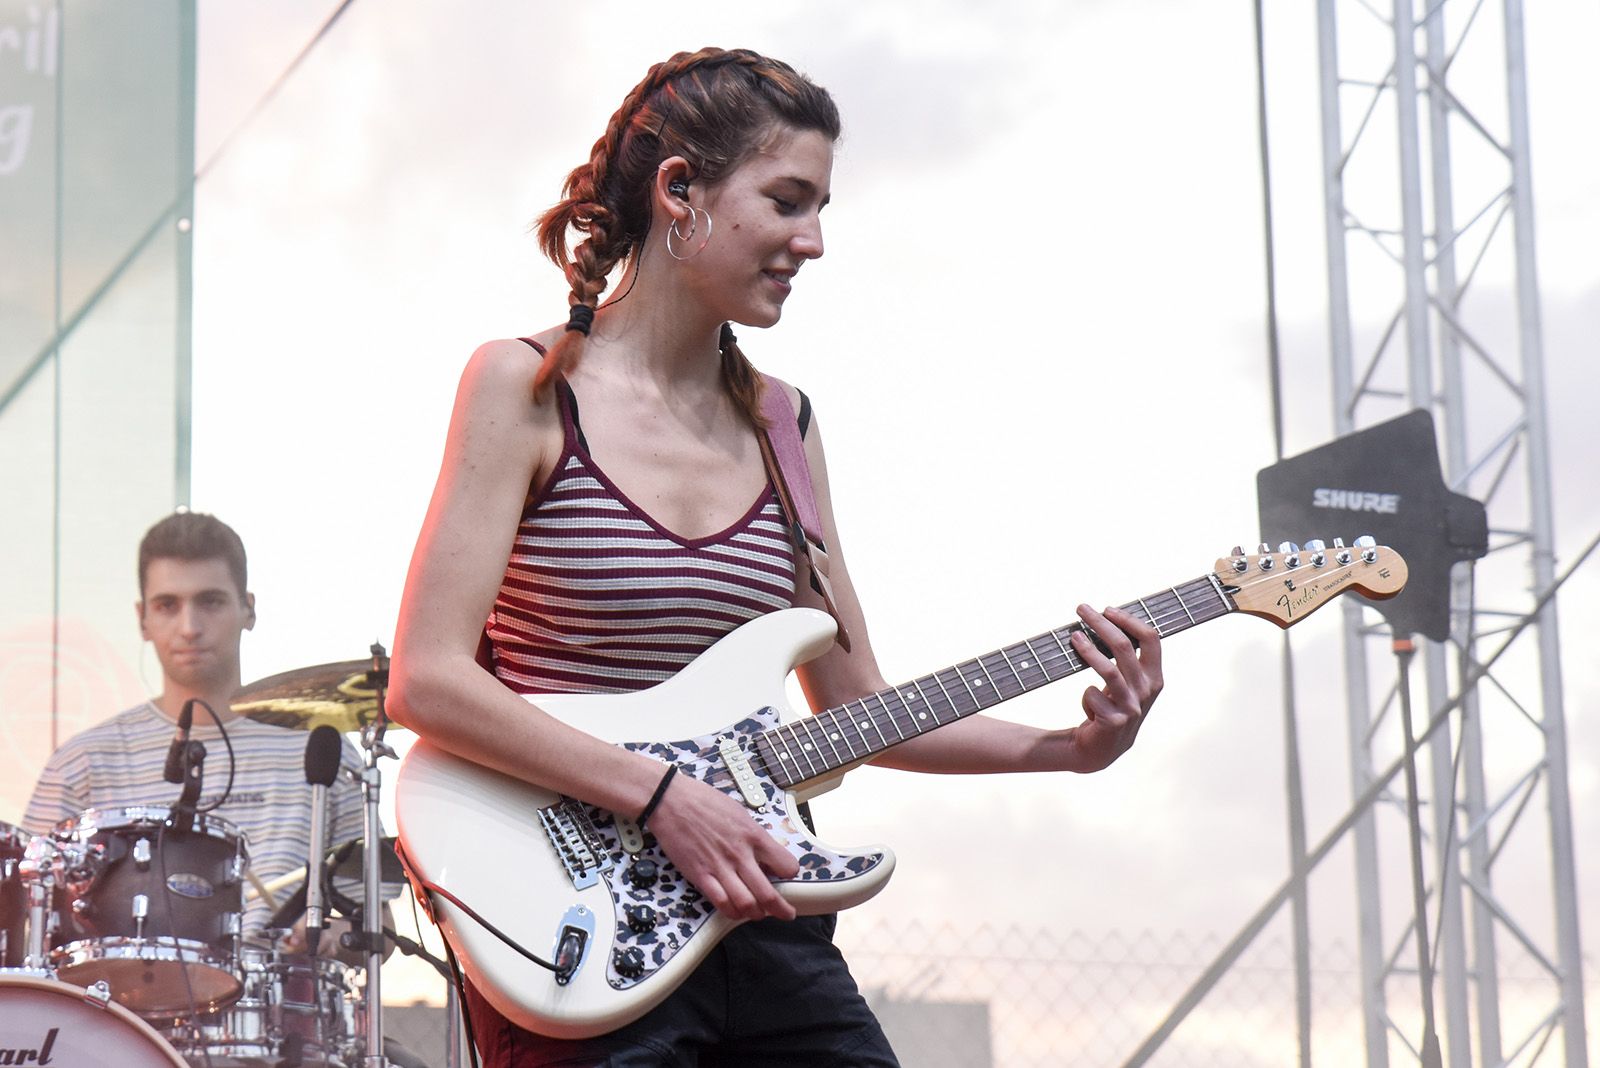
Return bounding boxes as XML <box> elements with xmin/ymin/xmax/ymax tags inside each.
<box><xmin>461</xmin><ymin>337</ymin><xmax>543</xmax><ymax>394</ymax></box>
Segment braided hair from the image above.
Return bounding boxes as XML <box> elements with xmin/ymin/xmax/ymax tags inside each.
<box><xmin>533</xmin><ymin>48</ymin><xmax>841</xmax><ymax>426</ymax></box>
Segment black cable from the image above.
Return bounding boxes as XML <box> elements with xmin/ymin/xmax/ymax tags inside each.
<box><xmin>194</xmin><ymin>0</ymin><xmax>361</xmax><ymax>183</ymax></box>
<box><xmin>157</xmin><ymin>817</ymin><xmax>215</xmax><ymax>1068</ymax></box>
<box><xmin>190</xmin><ymin>698</ymin><xmax>236</xmax><ymax>814</ymax></box>
<box><xmin>440</xmin><ymin>928</ymin><xmax>482</xmax><ymax>1068</ymax></box>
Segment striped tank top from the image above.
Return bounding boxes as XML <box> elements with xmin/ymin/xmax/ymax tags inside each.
<box><xmin>484</xmin><ymin>355</ymin><xmax>801</xmax><ymax>697</ymax></box>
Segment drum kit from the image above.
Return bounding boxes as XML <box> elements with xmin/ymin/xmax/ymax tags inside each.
<box><xmin>0</xmin><ymin>649</ymin><xmax>449</xmax><ymax>1068</ymax></box>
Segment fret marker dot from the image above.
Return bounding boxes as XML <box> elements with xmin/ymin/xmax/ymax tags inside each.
<box><xmin>803</xmin><ymin>743</ymin><xmax>814</xmax><ymax>751</ymax></box>
<box><xmin>974</xmin><ymin>678</ymin><xmax>985</xmax><ymax>687</ymax></box>
<box><xmin>780</xmin><ymin>752</ymin><xmax>791</xmax><ymax>761</ymax></box>
<box><xmin>918</xmin><ymin>712</ymin><xmax>928</xmax><ymax>720</ymax></box>
<box><xmin>858</xmin><ymin>721</ymin><xmax>869</xmax><ymax>730</ymax></box>
<box><xmin>1021</xmin><ymin>660</ymin><xmax>1031</xmax><ymax>668</ymax></box>
<box><xmin>829</xmin><ymin>732</ymin><xmax>840</xmax><ymax>741</ymax></box>
<box><xmin>904</xmin><ymin>692</ymin><xmax>917</xmax><ymax>701</ymax></box>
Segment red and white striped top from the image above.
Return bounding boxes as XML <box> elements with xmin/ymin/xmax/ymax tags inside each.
<box><xmin>485</xmin><ymin>380</ymin><xmax>798</xmax><ymax>696</ymax></box>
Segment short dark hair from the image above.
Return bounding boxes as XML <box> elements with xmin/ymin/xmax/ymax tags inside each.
<box><xmin>138</xmin><ymin>511</ymin><xmax>248</xmax><ymax>600</ymax></box>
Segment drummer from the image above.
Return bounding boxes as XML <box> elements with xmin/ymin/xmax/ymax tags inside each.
<box><xmin>21</xmin><ymin>510</ymin><xmax>392</xmax><ymax>960</ymax></box>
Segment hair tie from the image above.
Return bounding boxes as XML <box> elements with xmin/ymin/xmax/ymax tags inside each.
<box><xmin>566</xmin><ymin>304</ymin><xmax>596</xmax><ymax>336</ymax></box>
<box><xmin>719</xmin><ymin>322</ymin><xmax>737</xmax><ymax>350</ymax></box>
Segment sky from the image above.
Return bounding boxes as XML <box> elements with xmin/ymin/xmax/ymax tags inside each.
<box><xmin>25</xmin><ymin>0</ymin><xmax>1600</xmax><ymax>1059</ymax></box>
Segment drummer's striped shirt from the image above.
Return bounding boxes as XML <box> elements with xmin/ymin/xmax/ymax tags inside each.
<box><xmin>22</xmin><ymin>702</ymin><xmax>370</xmax><ymax>940</ymax></box>
<box><xmin>484</xmin><ymin>374</ymin><xmax>803</xmax><ymax>697</ymax></box>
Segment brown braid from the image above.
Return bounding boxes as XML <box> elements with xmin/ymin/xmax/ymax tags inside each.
<box><xmin>531</xmin><ymin>48</ymin><xmax>840</xmax><ymax>425</ymax></box>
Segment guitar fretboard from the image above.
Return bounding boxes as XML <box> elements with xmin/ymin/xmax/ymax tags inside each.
<box><xmin>754</xmin><ymin>574</ymin><xmax>1234</xmax><ymax>789</ymax></box>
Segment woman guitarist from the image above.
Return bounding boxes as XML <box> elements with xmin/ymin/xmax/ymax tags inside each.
<box><xmin>388</xmin><ymin>46</ymin><xmax>1164</xmax><ymax>1067</ymax></box>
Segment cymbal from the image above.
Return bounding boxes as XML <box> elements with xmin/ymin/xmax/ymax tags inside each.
<box><xmin>234</xmin><ymin>657</ymin><xmax>391</xmax><ymax>732</ymax></box>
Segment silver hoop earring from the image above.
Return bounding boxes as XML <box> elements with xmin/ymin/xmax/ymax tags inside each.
<box><xmin>665</xmin><ymin>206</ymin><xmax>713</xmax><ymax>261</ymax></box>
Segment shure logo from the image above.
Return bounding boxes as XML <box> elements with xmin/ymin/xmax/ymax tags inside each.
<box><xmin>1312</xmin><ymin>488</ymin><xmax>1400</xmax><ymax>514</ymax></box>
<box><xmin>0</xmin><ymin>1026</ymin><xmax>58</xmax><ymax>1064</ymax></box>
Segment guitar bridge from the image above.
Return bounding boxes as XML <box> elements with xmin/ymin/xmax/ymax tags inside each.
<box><xmin>538</xmin><ymin>799</ymin><xmax>615</xmax><ymax>889</ymax></box>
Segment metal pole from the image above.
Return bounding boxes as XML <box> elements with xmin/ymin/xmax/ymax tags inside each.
<box><xmin>1502</xmin><ymin>1</ymin><xmax>1589</xmax><ymax>1062</ymax></box>
<box><xmin>1316</xmin><ymin>4</ymin><xmax>1389</xmax><ymax>1062</ymax></box>
<box><xmin>1390</xmin><ymin>4</ymin><xmax>1473</xmax><ymax>1055</ymax></box>
<box><xmin>1422</xmin><ymin>5</ymin><xmax>1504</xmax><ymax>1060</ymax></box>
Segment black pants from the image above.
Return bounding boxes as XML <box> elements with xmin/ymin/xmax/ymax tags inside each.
<box><xmin>464</xmin><ymin>915</ymin><xmax>899</xmax><ymax>1067</ymax></box>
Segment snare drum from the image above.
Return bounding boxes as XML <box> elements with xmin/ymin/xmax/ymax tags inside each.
<box><xmin>0</xmin><ymin>972</ymin><xmax>187</xmax><ymax>1067</ymax></box>
<box><xmin>166</xmin><ymin>947</ymin><xmax>363</xmax><ymax>1067</ymax></box>
<box><xmin>49</xmin><ymin>805</ymin><xmax>247</xmax><ymax>1016</ymax></box>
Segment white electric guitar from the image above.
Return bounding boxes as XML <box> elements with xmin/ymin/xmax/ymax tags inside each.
<box><xmin>394</xmin><ymin>539</ymin><xmax>1406</xmax><ymax>1038</ymax></box>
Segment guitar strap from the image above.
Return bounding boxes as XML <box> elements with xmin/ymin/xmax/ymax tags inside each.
<box><xmin>758</xmin><ymin>374</ymin><xmax>851</xmax><ymax>653</ymax></box>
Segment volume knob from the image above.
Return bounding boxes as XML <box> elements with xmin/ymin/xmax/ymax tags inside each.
<box><xmin>627</xmin><ymin>859</ymin><xmax>660</xmax><ymax>889</ymax></box>
<box><xmin>625</xmin><ymin>904</ymin><xmax>658</xmax><ymax>933</ymax></box>
<box><xmin>613</xmin><ymin>946</ymin><xmax>647</xmax><ymax>978</ymax></box>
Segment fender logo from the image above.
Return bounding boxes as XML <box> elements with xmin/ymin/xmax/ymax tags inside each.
<box><xmin>1276</xmin><ymin>572</ymin><xmax>1351</xmax><ymax>618</ymax></box>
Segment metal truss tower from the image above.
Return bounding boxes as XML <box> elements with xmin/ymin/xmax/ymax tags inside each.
<box><xmin>1314</xmin><ymin>1</ymin><xmax>1585</xmax><ymax>1065</ymax></box>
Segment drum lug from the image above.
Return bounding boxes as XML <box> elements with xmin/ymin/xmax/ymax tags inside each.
<box><xmin>132</xmin><ymin>893</ymin><xmax>149</xmax><ymax>939</ymax></box>
<box><xmin>82</xmin><ymin>979</ymin><xmax>112</xmax><ymax>1008</ymax></box>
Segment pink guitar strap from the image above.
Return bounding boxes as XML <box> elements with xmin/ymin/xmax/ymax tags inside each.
<box><xmin>758</xmin><ymin>374</ymin><xmax>852</xmax><ymax>653</ymax></box>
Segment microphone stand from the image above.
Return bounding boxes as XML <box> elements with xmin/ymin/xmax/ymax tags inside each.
<box><xmin>359</xmin><ymin>641</ymin><xmax>397</xmax><ymax>1068</ymax></box>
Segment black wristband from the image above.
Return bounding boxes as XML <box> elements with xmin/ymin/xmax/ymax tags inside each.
<box><xmin>637</xmin><ymin>765</ymin><xmax>678</xmax><ymax>828</ymax></box>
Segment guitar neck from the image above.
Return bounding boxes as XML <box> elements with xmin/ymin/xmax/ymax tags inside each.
<box><xmin>756</xmin><ymin>572</ymin><xmax>1235</xmax><ymax>790</ymax></box>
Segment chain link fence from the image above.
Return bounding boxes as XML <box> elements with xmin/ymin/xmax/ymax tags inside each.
<box><xmin>382</xmin><ymin>918</ymin><xmax>1599</xmax><ymax>1066</ymax></box>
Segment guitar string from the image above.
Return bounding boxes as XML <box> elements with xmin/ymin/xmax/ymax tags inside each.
<box><xmin>696</xmin><ymin>578</ymin><xmax>1224</xmax><ymax>790</ymax></box>
<box><xmin>681</xmin><ymin>552</ymin><xmax>1384</xmax><ymax>791</ymax></box>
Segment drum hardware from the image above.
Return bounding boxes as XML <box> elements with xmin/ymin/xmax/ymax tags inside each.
<box><xmin>133</xmin><ymin>892</ymin><xmax>150</xmax><ymax>938</ymax></box>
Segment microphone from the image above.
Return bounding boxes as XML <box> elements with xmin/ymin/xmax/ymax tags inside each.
<box><xmin>302</xmin><ymin>725</ymin><xmax>343</xmax><ymax>954</ymax></box>
<box><xmin>162</xmin><ymin>700</ymin><xmax>195</xmax><ymax>784</ymax></box>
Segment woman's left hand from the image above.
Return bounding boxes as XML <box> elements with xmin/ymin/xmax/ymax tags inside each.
<box><xmin>1066</xmin><ymin>604</ymin><xmax>1163</xmax><ymax>771</ymax></box>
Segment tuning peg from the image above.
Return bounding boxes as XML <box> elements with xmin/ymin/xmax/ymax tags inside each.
<box><xmin>1306</xmin><ymin>539</ymin><xmax>1327</xmax><ymax>567</ymax></box>
<box><xmin>1278</xmin><ymin>542</ymin><xmax>1301</xmax><ymax>568</ymax></box>
<box><xmin>1256</xmin><ymin>542</ymin><xmax>1274</xmax><ymax>571</ymax></box>
<box><xmin>1230</xmin><ymin>546</ymin><xmax>1248</xmax><ymax>573</ymax></box>
<box><xmin>1354</xmin><ymin>534</ymin><xmax>1378</xmax><ymax>563</ymax></box>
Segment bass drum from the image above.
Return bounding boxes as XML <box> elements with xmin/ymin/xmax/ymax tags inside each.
<box><xmin>0</xmin><ymin>972</ymin><xmax>187</xmax><ymax>1067</ymax></box>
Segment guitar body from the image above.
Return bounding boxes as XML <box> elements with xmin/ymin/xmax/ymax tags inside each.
<box><xmin>394</xmin><ymin>607</ymin><xmax>897</xmax><ymax>1039</ymax></box>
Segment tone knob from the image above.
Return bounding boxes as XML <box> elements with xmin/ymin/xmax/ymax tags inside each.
<box><xmin>625</xmin><ymin>904</ymin><xmax>658</xmax><ymax>933</ymax></box>
<box><xmin>613</xmin><ymin>946</ymin><xmax>647</xmax><ymax>978</ymax></box>
<box><xmin>628</xmin><ymin>859</ymin><xmax>660</xmax><ymax>889</ymax></box>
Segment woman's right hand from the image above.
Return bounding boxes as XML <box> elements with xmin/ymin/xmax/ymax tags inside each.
<box><xmin>642</xmin><ymin>772</ymin><xmax>800</xmax><ymax>922</ymax></box>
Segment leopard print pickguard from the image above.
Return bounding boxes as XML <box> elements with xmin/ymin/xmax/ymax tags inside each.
<box><xmin>572</xmin><ymin>707</ymin><xmax>885</xmax><ymax>990</ymax></box>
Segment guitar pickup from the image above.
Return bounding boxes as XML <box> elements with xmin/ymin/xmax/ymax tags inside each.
<box><xmin>538</xmin><ymin>800</ymin><xmax>615</xmax><ymax>890</ymax></box>
<box><xmin>717</xmin><ymin>737</ymin><xmax>767</xmax><ymax>809</ymax></box>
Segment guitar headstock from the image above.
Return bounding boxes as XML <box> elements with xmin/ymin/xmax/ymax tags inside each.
<box><xmin>1218</xmin><ymin>536</ymin><xmax>1408</xmax><ymax>629</ymax></box>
